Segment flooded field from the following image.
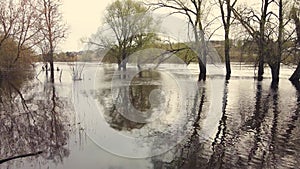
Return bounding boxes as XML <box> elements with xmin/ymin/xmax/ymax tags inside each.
<box><xmin>0</xmin><ymin>62</ymin><xmax>299</xmax><ymax>169</ymax></box>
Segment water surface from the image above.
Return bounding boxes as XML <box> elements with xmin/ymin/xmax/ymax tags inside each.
<box><xmin>0</xmin><ymin>63</ymin><xmax>299</xmax><ymax>169</ymax></box>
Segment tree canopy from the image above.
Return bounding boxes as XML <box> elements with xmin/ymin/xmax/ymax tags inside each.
<box><xmin>88</xmin><ymin>0</ymin><xmax>157</xmax><ymax>70</ymax></box>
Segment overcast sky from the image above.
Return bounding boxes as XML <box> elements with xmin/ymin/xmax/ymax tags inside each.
<box><xmin>60</xmin><ymin>0</ymin><xmax>261</xmax><ymax>52</ymax></box>
<box><xmin>61</xmin><ymin>0</ymin><xmax>111</xmax><ymax>52</ymax></box>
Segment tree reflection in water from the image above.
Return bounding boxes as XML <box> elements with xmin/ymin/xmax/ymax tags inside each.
<box><xmin>151</xmin><ymin>79</ymin><xmax>300</xmax><ymax>169</ymax></box>
<box><xmin>2</xmin><ymin>64</ymin><xmax>300</xmax><ymax>169</ymax></box>
<box><xmin>0</xmin><ymin>75</ymin><xmax>72</xmax><ymax>167</ymax></box>
<box><xmin>150</xmin><ymin>82</ymin><xmax>207</xmax><ymax>169</ymax></box>
<box><xmin>98</xmin><ymin>69</ymin><xmax>165</xmax><ymax>131</ymax></box>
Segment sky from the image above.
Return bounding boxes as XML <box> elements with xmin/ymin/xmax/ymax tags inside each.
<box><xmin>60</xmin><ymin>0</ymin><xmax>259</xmax><ymax>52</ymax></box>
<box><xmin>61</xmin><ymin>0</ymin><xmax>191</xmax><ymax>52</ymax></box>
<box><xmin>61</xmin><ymin>0</ymin><xmax>111</xmax><ymax>52</ymax></box>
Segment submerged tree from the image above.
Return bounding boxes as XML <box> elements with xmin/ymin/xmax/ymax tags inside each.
<box><xmin>218</xmin><ymin>0</ymin><xmax>237</xmax><ymax>80</ymax></box>
<box><xmin>270</xmin><ymin>0</ymin><xmax>283</xmax><ymax>84</ymax></box>
<box><xmin>232</xmin><ymin>0</ymin><xmax>274</xmax><ymax>81</ymax></box>
<box><xmin>289</xmin><ymin>2</ymin><xmax>300</xmax><ymax>82</ymax></box>
<box><xmin>232</xmin><ymin>0</ymin><xmax>291</xmax><ymax>84</ymax></box>
<box><xmin>0</xmin><ymin>0</ymin><xmax>41</xmax><ymax>79</ymax></box>
<box><xmin>149</xmin><ymin>0</ymin><xmax>214</xmax><ymax>81</ymax></box>
<box><xmin>0</xmin><ymin>38</ymin><xmax>35</xmax><ymax>80</ymax></box>
<box><xmin>88</xmin><ymin>0</ymin><xmax>157</xmax><ymax>70</ymax></box>
<box><xmin>36</xmin><ymin>0</ymin><xmax>68</xmax><ymax>83</ymax></box>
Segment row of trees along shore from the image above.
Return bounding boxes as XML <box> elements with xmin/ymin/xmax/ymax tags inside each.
<box><xmin>87</xmin><ymin>0</ymin><xmax>300</xmax><ymax>85</ymax></box>
<box><xmin>0</xmin><ymin>0</ymin><xmax>299</xmax><ymax>85</ymax></box>
<box><xmin>0</xmin><ymin>0</ymin><xmax>67</xmax><ymax>83</ymax></box>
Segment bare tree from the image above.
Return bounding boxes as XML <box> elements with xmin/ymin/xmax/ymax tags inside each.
<box><xmin>0</xmin><ymin>0</ymin><xmax>17</xmax><ymax>47</ymax></box>
<box><xmin>270</xmin><ymin>0</ymin><xmax>283</xmax><ymax>84</ymax></box>
<box><xmin>232</xmin><ymin>0</ymin><xmax>291</xmax><ymax>84</ymax></box>
<box><xmin>36</xmin><ymin>0</ymin><xmax>68</xmax><ymax>83</ymax></box>
<box><xmin>148</xmin><ymin>0</ymin><xmax>215</xmax><ymax>81</ymax></box>
<box><xmin>289</xmin><ymin>2</ymin><xmax>300</xmax><ymax>82</ymax></box>
<box><xmin>231</xmin><ymin>0</ymin><xmax>273</xmax><ymax>81</ymax></box>
<box><xmin>218</xmin><ymin>0</ymin><xmax>237</xmax><ymax>80</ymax></box>
<box><xmin>0</xmin><ymin>0</ymin><xmax>41</xmax><ymax>69</ymax></box>
<box><xmin>12</xmin><ymin>0</ymin><xmax>42</xmax><ymax>64</ymax></box>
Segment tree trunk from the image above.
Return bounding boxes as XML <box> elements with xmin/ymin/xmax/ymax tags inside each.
<box><xmin>50</xmin><ymin>61</ymin><xmax>54</xmax><ymax>83</ymax></box>
<box><xmin>198</xmin><ymin>60</ymin><xmax>206</xmax><ymax>81</ymax></box>
<box><xmin>270</xmin><ymin>0</ymin><xmax>283</xmax><ymax>85</ymax></box>
<box><xmin>195</xmin><ymin>23</ymin><xmax>207</xmax><ymax>82</ymax></box>
<box><xmin>257</xmin><ymin>0</ymin><xmax>271</xmax><ymax>82</ymax></box>
<box><xmin>270</xmin><ymin>63</ymin><xmax>280</xmax><ymax>84</ymax></box>
<box><xmin>117</xmin><ymin>58</ymin><xmax>121</xmax><ymax>70</ymax></box>
<box><xmin>221</xmin><ymin>0</ymin><xmax>235</xmax><ymax>80</ymax></box>
<box><xmin>257</xmin><ymin>61</ymin><xmax>264</xmax><ymax>81</ymax></box>
<box><xmin>257</xmin><ymin>32</ymin><xmax>265</xmax><ymax>81</ymax></box>
<box><xmin>121</xmin><ymin>52</ymin><xmax>127</xmax><ymax>71</ymax></box>
<box><xmin>290</xmin><ymin>62</ymin><xmax>300</xmax><ymax>82</ymax></box>
<box><xmin>290</xmin><ymin>6</ymin><xmax>300</xmax><ymax>82</ymax></box>
<box><xmin>199</xmin><ymin>39</ymin><xmax>207</xmax><ymax>81</ymax></box>
<box><xmin>123</xmin><ymin>61</ymin><xmax>127</xmax><ymax>71</ymax></box>
<box><xmin>49</xmin><ymin>51</ymin><xmax>54</xmax><ymax>83</ymax></box>
<box><xmin>224</xmin><ymin>30</ymin><xmax>231</xmax><ymax>80</ymax></box>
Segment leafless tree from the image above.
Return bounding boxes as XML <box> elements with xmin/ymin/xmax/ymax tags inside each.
<box><xmin>231</xmin><ymin>0</ymin><xmax>274</xmax><ymax>81</ymax></box>
<box><xmin>0</xmin><ymin>0</ymin><xmax>17</xmax><ymax>47</ymax></box>
<box><xmin>36</xmin><ymin>0</ymin><xmax>68</xmax><ymax>83</ymax></box>
<box><xmin>289</xmin><ymin>1</ymin><xmax>300</xmax><ymax>82</ymax></box>
<box><xmin>218</xmin><ymin>0</ymin><xmax>237</xmax><ymax>80</ymax></box>
<box><xmin>148</xmin><ymin>0</ymin><xmax>221</xmax><ymax>81</ymax></box>
<box><xmin>232</xmin><ymin>0</ymin><xmax>291</xmax><ymax>84</ymax></box>
<box><xmin>0</xmin><ymin>0</ymin><xmax>42</xmax><ymax>69</ymax></box>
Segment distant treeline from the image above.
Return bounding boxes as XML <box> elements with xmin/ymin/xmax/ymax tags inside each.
<box><xmin>49</xmin><ymin>40</ymin><xmax>297</xmax><ymax>65</ymax></box>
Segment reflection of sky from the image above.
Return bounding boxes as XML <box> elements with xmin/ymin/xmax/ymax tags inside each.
<box><xmin>6</xmin><ymin>63</ymin><xmax>299</xmax><ymax>169</ymax></box>
<box><xmin>73</xmin><ymin>64</ymin><xmax>199</xmax><ymax>158</ymax></box>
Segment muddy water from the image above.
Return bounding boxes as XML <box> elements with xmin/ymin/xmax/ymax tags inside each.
<box><xmin>0</xmin><ymin>63</ymin><xmax>299</xmax><ymax>169</ymax></box>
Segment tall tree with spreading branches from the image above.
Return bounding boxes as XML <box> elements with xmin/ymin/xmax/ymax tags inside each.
<box><xmin>289</xmin><ymin>1</ymin><xmax>300</xmax><ymax>82</ymax></box>
<box><xmin>148</xmin><ymin>0</ymin><xmax>215</xmax><ymax>81</ymax></box>
<box><xmin>231</xmin><ymin>0</ymin><xmax>273</xmax><ymax>81</ymax></box>
<box><xmin>232</xmin><ymin>0</ymin><xmax>290</xmax><ymax>84</ymax></box>
<box><xmin>88</xmin><ymin>0</ymin><xmax>157</xmax><ymax>71</ymax></box>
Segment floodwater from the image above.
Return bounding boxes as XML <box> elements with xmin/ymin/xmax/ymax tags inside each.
<box><xmin>0</xmin><ymin>63</ymin><xmax>299</xmax><ymax>169</ymax></box>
